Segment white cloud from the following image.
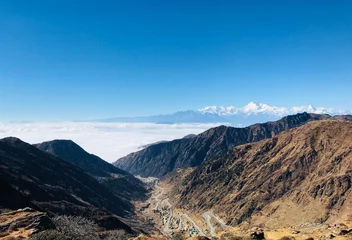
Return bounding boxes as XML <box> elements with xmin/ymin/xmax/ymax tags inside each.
<box><xmin>0</xmin><ymin>122</ymin><xmax>223</xmax><ymax>162</ymax></box>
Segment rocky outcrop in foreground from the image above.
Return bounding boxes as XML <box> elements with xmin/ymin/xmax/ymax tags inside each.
<box><xmin>0</xmin><ymin>208</ymin><xmax>54</xmax><ymax>239</ymax></box>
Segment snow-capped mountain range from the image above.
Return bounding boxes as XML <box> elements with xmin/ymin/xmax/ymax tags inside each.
<box><xmin>99</xmin><ymin>102</ymin><xmax>350</xmax><ymax>126</ymax></box>
<box><xmin>198</xmin><ymin>102</ymin><xmax>336</xmax><ymax>117</ymax></box>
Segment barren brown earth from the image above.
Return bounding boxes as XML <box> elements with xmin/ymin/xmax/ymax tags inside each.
<box><xmin>169</xmin><ymin>120</ymin><xmax>352</xmax><ymax>228</ymax></box>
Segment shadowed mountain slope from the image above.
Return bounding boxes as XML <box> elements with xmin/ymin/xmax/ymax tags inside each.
<box><xmin>35</xmin><ymin>140</ymin><xmax>148</xmax><ymax>201</ymax></box>
<box><xmin>0</xmin><ymin>137</ymin><xmax>133</xmax><ymax>231</ymax></box>
<box><xmin>114</xmin><ymin>112</ymin><xmax>331</xmax><ymax>178</ymax></box>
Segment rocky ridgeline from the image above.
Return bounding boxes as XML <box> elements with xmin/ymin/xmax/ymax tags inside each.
<box><xmin>115</xmin><ymin>113</ymin><xmax>333</xmax><ymax>178</ymax></box>
<box><xmin>170</xmin><ymin>120</ymin><xmax>352</xmax><ymax>228</ymax></box>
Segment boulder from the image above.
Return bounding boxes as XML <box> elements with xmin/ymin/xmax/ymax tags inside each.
<box><xmin>250</xmin><ymin>231</ymin><xmax>265</xmax><ymax>239</ymax></box>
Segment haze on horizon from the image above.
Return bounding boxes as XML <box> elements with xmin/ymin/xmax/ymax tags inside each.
<box><xmin>1</xmin><ymin>1</ymin><xmax>351</xmax><ymax>122</ymax></box>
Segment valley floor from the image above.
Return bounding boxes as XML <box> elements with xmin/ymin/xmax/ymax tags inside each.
<box><xmin>135</xmin><ymin>181</ymin><xmax>352</xmax><ymax>240</ymax></box>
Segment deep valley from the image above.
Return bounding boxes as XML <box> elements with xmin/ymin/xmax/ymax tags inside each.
<box><xmin>1</xmin><ymin>113</ymin><xmax>352</xmax><ymax>240</ymax></box>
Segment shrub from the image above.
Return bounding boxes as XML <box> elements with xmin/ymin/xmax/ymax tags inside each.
<box><xmin>221</xmin><ymin>232</ymin><xmax>235</xmax><ymax>238</ymax></box>
<box><xmin>280</xmin><ymin>237</ymin><xmax>296</xmax><ymax>240</ymax></box>
<box><xmin>52</xmin><ymin>216</ymin><xmax>99</xmax><ymax>240</ymax></box>
<box><xmin>220</xmin><ymin>233</ymin><xmax>251</xmax><ymax>240</ymax></box>
<box><xmin>171</xmin><ymin>233</ymin><xmax>185</xmax><ymax>240</ymax></box>
<box><xmin>100</xmin><ymin>230</ymin><xmax>128</xmax><ymax>240</ymax></box>
<box><xmin>30</xmin><ymin>216</ymin><xmax>99</xmax><ymax>240</ymax></box>
<box><xmin>30</xmin><ymin>230</ymin><xmax>68</xmax><ymax>240</ymax></box>
<box><xmin>229</xmin><ymin>237</ymin><xmax>251</xmax><ymax>240</ymax></box>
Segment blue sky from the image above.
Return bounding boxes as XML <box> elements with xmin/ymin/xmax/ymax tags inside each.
<box><xmin>1</xmin><ymin>1</ymin><xmax>351</xmax><ymax>121</ymax></box>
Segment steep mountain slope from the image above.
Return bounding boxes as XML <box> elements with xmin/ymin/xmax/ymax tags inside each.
<box><xmin>114</xmin><ymin>113</ymin><xmax>330</xmax><ymax>177</ymax></box>
<box><xmin>0</xmin><ymin>137</ymin><xmax>133</xmax><ymax>231</ymax></box>
<box><xmin>171</xmin><ymin>120</ymin><xmax>352</xmax><ymax>227</ymax></box>
<box><xmin>35</xmin><ymin>140</ymin><xmax>148</xmax><ymax>201</ymax></box>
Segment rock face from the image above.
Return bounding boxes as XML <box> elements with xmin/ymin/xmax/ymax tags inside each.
<box><xmin>0</xmin><ymin>137</ymin><xmax>133</xmax><ymax>231</ymax></box>
<box><xmin>0</xmin><ymin>208</ymin><xmax>54</xmax><ymax>239</ymax></box>
<box><xmin>114</xmin><ymin>113</ymin><xmax>332</xmax><ymax>177</ymax></box>
<box><xmin>35</xmin><ymin>140</ymin><xmax>148</xmax><ymax>201</ymax></box>
<box><xmin>170</xmin><ymin>120</ymin><xmax>352</xmax><ymax>227</ymax></box>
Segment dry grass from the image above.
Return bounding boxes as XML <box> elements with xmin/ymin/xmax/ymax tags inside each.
<box><xmin>0</xmin><ymin>227</ymin><xmax>33</xmax><ymax>240</ymax></box>
<box><xmin>0</xmin><ymin>210</ymin><xmax>35</xmax><ymax>240</ymax></box>
<box><xmin>215</xmin><ymin>226</ymin><xmax>352</xmax><ymax>240</ymax></box>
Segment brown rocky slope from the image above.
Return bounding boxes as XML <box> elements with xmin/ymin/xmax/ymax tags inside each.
<box><xmin>170</xmin><ymin>120</ymin><xmax>352</xmax><ymax>228</ymax></box>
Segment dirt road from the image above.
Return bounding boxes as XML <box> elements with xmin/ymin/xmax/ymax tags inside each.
<box><xmin>202</xmin><ymin>210</ymin><xmax>230</xmax><ymax>236</ymax></box>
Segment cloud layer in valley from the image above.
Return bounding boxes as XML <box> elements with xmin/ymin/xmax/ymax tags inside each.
<box><xmin>0</xmin><ymin>122</ymin><xmax>223</xmax><ymax>162</ymax></box>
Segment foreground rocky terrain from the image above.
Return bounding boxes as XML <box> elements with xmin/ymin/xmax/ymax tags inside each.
<box><xmin>0</xmin><ymin>208</ymin><xmax>54</xmax><ymax>239</ymax></box>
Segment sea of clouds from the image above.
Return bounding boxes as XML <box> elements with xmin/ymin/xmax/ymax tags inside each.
<box><xmin>0</xmin><ymin>122</ymin><xmax>225</xmax><ymax>162</ymax></box>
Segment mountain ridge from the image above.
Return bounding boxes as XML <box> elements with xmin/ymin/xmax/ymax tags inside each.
<box><xmin>35</xmin><ymin>139</ymin><xmax>149</xmax><ymax>201</ymax></box>
<box><xmin>97</xmin><ymin>102</ymin><xmax>351</xmax><ymax>125</ymax></box>
<box><xmin>0</xmin><ymin>137</ymin><xmax>134</xmax><ymax>231</ymax></box>
<box><xmin>114</xmin><ymin>112</ymin><xmax>338</xmax><ymax>178</ymax></box>
<box><xmin>168</xmin><ymin>120</ymin><xmax>352</xmax><ymax>227</ymax></box>
<box><xmin>198</xmin><ymin>101</ymin><xmax>334</xmax><ymax>116</ymax></box>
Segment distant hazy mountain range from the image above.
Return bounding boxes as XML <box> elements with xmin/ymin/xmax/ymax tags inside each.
<box><xmin>97</xmin><ymin>102</ymin><xmax>350</xmax><ymax>126</ymax></box>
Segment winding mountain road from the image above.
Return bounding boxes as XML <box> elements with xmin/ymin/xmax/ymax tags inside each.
<box><xmin>179</xmin><ymin>212</ymin><xmax>206</xmax><ymax>236</ymax></box>
<box><xmin>202</xmin><ymin>212</ymin><xmax>216</xmax><ymax>236</ymax></box>
<box><xmin>148</xmin><ymin>182</ymin><xmax>231</xmax><ymax>237</ymax></box>
<box><xmin>202</xmin><ymin>210</ymin><xmax>230</xmax><ymax>236</ymax></box>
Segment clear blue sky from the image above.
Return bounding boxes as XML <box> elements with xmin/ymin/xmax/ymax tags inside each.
<box><xmin>1</xmin><ymin>0</ymin><xmax>351</xmax><ymax>121</ymax></box>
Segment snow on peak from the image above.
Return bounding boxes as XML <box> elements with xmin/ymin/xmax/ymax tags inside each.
<box><xmin>242</xmin><ymin>102</ymin><xmax>260</xmax><ymax>112</ymax></box>
<box><xmin>199</xmin><ymin>102</ymin><xmax>336</xmax><ymax>117</ymax></box>
<box><xmin>199</xmin><ymin>106</ymin><xmax>238</xmax><ymax>116</ymax></box>
<box><xmin>241</xmin><ymin>102</ymin><xmax>288</xmax><ymax>116</ymax></box>
<box><xmin>290</xmin><ymin>105</ymin><xmax>334</xmax><ymax>114</ymax></box>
